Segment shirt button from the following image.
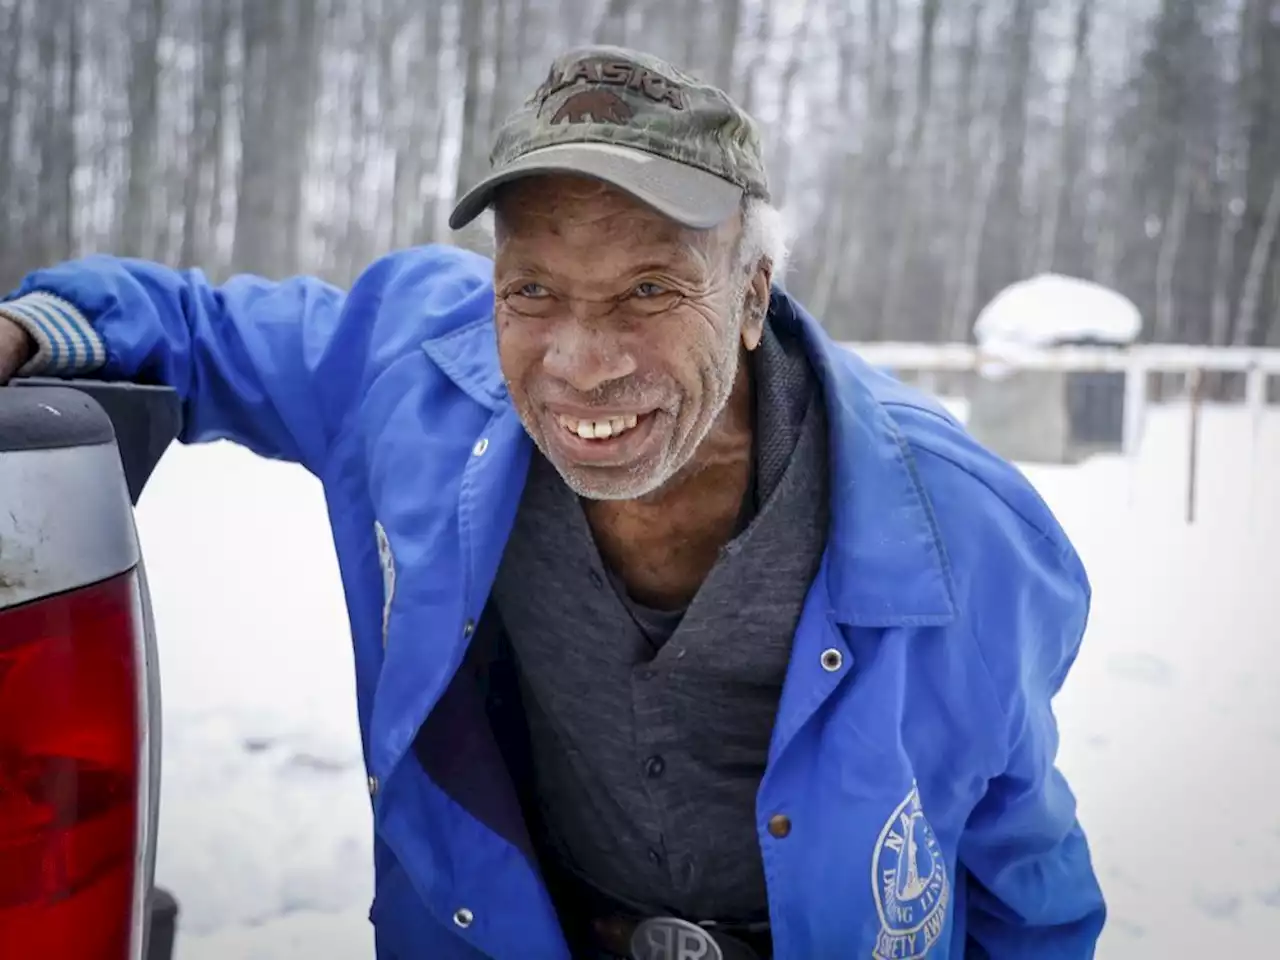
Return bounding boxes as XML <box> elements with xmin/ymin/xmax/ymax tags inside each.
<box><xmin>463</xmin><ymin>619</ymin><xmax>475</xmax><ymax>638</ymax></box>
<box><xmin>644</xmin><ymin>755</ymin><xmax>666</xmax><ymax>778</ymax></box>
<box><xmin>367</xmin><ymin>775</ymin><xmax>379</xmax><ymax>797</ymax></box>
<box><xmin>821</xmin><ymin>648</ymin><xmax>844</xmax><ymax>672</ymax></box>
<box><xmin>472</xmin><ymin>438</ymin><xmax>489</xmax><ymax>456</ymax></box>
<box><xmin>453</xmin><ymin>907</ymin><xmax>474</xmax><ymax>928</ymax></box>
<box><xmin>767</xmin><ymin>813</ymin><xmax>792</xmax><ymax>839</ymax></box>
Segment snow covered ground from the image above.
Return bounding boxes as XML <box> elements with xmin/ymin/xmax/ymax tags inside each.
<box><xmin>135</xmin><ymin>397</ymin><xmax>1280</xmax><ymax>959</ymax></box>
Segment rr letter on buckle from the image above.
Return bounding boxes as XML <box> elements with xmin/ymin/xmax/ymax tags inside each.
<box><xmin>630</xmin><ymin>917</ymin><xmax>724</xmax><ymax>960</ymax></box>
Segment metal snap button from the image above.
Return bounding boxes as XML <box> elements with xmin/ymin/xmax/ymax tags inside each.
<box><xmin>463</xmin><ymin>619</ymin><xmax>475</xmax><ymax>638</ymax></box>
<box><xmin>472</xmin><ymin>437</ymin><xmax>489</xmax><ymax>456</ymax></box>
<box><xmin>367</xmin><ymin>775</ymin><xmax>379</xmax><ymax>797</ymax></box>
<box><xmin>453</xmin><ymin>907</ymin><xmax>474</xmax><ymax>928</ymax></box>
<box><xmin>767</xmin><ymin>813</ymin><xmax>792</xmax><ymax>838</ymax></box>
<box><xmin>820</xmin><ymin>648</ymin><xmax>844</xmax><ymax>672</ymax></box>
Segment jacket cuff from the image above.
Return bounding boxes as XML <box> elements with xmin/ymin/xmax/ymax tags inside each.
<box><xmin>0</xmin><ymin>291</ymin><xmax>107</xmax><ymax>376</ymax></box>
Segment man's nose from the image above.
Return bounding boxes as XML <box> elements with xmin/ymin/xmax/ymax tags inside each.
<box><xmin>543</xmin><ymin>314</ymin><xmax>636</xmax><ymax>395</ymax></box>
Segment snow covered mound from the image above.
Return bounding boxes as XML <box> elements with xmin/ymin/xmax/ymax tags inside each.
<box><xmin>974</xmin><ymin>273</ymin><xmax>1143</xmax><ymax>347</ymax></box>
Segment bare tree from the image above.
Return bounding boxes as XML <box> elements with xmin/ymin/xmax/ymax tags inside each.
<box><xmin>878</xmin><ymin>0</ymin><xmax>942</xmax><ymax>338</ymax></box>
<box><xmin>454</xmin><ymin>0</ymin><xmax>487</xmax><ymax>201</ymax></box>
<box><xmin>1034</xmin><ymin>0</ymin><xmax>1094</xmax><ymax>276</ymax></box>
<box><xmin>1234</xmin><ymin>176</ymin><xmax>1280</xmax><ymax>346</ymax></box>
<box><xmin>120</xmin><ymin>0</ymin><xmax>164</xmax><ymax>258</ymax></box>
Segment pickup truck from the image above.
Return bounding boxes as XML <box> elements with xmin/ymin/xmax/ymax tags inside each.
<box><xmin>0</xmin><ymin>378</ymin><xmax>182</xmax><ymax>959</ymax></box>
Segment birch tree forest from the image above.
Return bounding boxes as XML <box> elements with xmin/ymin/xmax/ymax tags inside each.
<box><xmin>0</xmin><ymin>0</ymin><xmax>1277</xmax><ymax>346</ymax></box>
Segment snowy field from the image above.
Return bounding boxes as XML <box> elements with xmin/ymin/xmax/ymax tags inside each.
<box><xmin>135</xmin><ymin>397</ymin><xmax>1280</xmax><ymax>959</ymax></box>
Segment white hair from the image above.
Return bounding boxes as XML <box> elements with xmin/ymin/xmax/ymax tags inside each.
<box><xmin>465</xmin><ymin>209</ymin><xmax>497</xmax><ymax>255</ymax></box>
<box><xmin>735</xmin><ymin>196</ymin><xmax>791</xmax><ymax>284</ymax></box>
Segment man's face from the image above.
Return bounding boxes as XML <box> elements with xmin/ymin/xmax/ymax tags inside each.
<box><xmin>493</xmin><ymin>175</ymin><xmax>756</xmax><ymax>500</ymax></box>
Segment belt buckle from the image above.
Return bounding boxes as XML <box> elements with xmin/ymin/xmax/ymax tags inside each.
<box><xmin>629</xmin><ymin>917</ymin><xmax>724</xmax><ymax>960</ymax></box>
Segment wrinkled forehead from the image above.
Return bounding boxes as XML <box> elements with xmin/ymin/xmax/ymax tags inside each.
<box><xmin>493</xmin><ymin>175</ymin><xmax>736</xmax><ymax>270</ymax></box>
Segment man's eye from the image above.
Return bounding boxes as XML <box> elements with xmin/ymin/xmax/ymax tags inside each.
<box><xmin>633</xmin><ymin>281</ymin><xmax>666</xmax><ymax>298</ymax></box>
<box><xmin>517</xmin><ymin>282</ymin><xmax>549</xmax><ymax>298</ymax></box>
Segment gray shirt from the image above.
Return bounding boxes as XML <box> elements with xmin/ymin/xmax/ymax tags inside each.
<box><xmin>490</xmin><ymin>323</ymin><xmax>829</xmax><ymax>922</ymax></box>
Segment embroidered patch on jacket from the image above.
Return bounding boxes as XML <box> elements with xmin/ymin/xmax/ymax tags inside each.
<box><xmin>374</xmin><ymin>521</ymin><xmax>395</xmax><ymax>647</ymax></box>
<box><xmin>871</xmin><ymin>781</ymin><xmax>950</xmax><ymax>958</ymax></box>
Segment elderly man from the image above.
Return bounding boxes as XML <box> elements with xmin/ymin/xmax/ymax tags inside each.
<box><xmin>0</xmin><ymin>46</ymin><xmax>1103</xmax><ymax>960</ymax></box>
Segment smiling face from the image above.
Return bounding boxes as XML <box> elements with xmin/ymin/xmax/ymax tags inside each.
<box><xmin>493</xmin><ymin>175</ymin><xmax>769</xmax><ymax>501</ymax></box>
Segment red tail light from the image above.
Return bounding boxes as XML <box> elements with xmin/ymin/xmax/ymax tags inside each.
<box><xmin>0</xmin><ymin>571</ymin><xmax>146</xmax><ymax>960</ymax></box>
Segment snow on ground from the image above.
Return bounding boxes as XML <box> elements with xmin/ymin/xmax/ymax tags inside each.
<box><xmin>134</xmin><ymin>397</ymin><xmax>1280</xmax><ymax>959</ymax></box>
<box><xmin>136</xmin><ymin>446</ymin><xmax>375</xmax><ymax>958</ymax></box>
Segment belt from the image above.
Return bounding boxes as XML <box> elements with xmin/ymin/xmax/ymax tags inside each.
<box><xmin>533</xmin><ymin>849</ymin><xmax>771</xmax><ymax>960</ymax></box>
<box><xmin>588</xmin><ymin>913</ymin><xmax>771</xmax><ymax>960</ymax></box>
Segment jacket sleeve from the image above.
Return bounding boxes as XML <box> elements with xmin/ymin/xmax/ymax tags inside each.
<box><xmin>0</xmin><ymin>256</ymin><xmax>347</xmax><ymax>472</ymax></box>
<box><xmin>958</xmin><ymin>541</ymin><xmax>1106</xmax><ymax>958</ymax></box>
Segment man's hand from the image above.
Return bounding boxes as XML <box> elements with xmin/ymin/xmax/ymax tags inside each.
<box><xmin>0</xmin><ymin>315</ymin><xmax>34</xmax><ymax>384</ymax></box>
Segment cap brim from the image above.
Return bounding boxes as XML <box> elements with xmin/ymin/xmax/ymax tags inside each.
<box><xmin>448</xmin><ymin>143</ymin><xmax>743</xmax><ymax>232</ymax></box>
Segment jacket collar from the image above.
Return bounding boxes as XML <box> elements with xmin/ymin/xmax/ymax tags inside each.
<box><xmin>769</xmin><ymin>291</ymin><xmax>956</xmax><ymax>627</ymax></box>
<box><xmin>421</xmin><ymin>315</ymin><xmax>508</xmax><ymax>411</ymax></box>
<box><xmin>420</xmin><ymin>288</ymin><xmax>956</xmax><ymax>628</ymax></box>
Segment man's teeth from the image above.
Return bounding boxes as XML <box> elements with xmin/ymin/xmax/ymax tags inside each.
<box><xmin>558</xmin><ymin>413</ymin><xmax>640</xmax><ymax>440</ymax></box>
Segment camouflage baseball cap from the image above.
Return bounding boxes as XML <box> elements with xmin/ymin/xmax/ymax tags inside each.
<box><xmin>448</xmin><ymin>45</ymin><xmax>770</xmax><ymax>232</ymax></box>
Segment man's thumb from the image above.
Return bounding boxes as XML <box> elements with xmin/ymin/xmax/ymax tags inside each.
<box><xmin>0</xmin><ymin>316</ymin><xmax>35</xmax><ymax>384</ymax></box>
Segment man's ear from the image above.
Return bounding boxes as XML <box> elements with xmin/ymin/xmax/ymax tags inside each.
<box><xmin>740</xmin><ymin>257</ymin><xmax>773</xmax><ymax>351</ymax></box>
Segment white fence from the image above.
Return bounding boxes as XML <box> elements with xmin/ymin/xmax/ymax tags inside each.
<box><xmin>839</xmin><ymin>341</ymin><xmax>1280</xmax><ymax>521</ymax></box>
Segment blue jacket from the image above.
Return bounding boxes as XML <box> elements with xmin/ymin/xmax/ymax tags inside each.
<box><xmin>4</xmin><ymin>246</ymin><xmax>1105</xmax><ymax>958</ymax></box>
